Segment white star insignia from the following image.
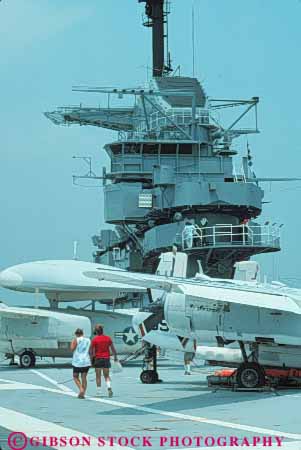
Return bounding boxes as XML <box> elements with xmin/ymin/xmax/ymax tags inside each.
<box><xmin>123</xmin><ymin>327</ymin><xmax>138</xmax><ymax>345</ymax></box>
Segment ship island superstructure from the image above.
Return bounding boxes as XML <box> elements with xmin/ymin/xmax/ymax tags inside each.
<box><xmin>45</xmin><ymin>0</ymin><xmax>281</xmax><ymax>306</ymax></box>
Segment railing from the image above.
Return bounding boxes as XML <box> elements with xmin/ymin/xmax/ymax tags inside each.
<box><xmin>139</xmin><ymin>109</ymin><xmax>210</xmax><ymax>132</ymax></box>
<box><xmin>118</xmin><ymin>130</ymin><xmax>187</xmax><ymax>142</ymax></box>
<box><xmin>117</xmin><ymin>109</ymin><xmax>210</xmax><ymax>142</ymax></box>
<box><xmin>116</xmin><ymin>108</ymin><xmax>211</xmax><ymax>142</ymax></box>
<box><xmin>182</xmin><ymin>224</ymin><xmax>281</xmax><ymax>250</ymax></box>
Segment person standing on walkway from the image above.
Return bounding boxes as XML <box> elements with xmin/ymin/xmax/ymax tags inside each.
<box><xmin>70</xmin><ymin>328</ymin><xmax>91</xmax><ymax>399</ymax></box>
<box><xmin>90</xmin><ymin>324</ymin><xmax>118</xmax><ymax>398</ymax></box>
<box><xmin>184</xmin><ymin>351</ymin><xmax>195</xmax><ymax>375</ymax></box>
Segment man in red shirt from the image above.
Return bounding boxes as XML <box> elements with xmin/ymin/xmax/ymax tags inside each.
<box><xmin>90</xmin><ymin>324</ymin><xmax>118</xmax><ymax>397</ymax></box>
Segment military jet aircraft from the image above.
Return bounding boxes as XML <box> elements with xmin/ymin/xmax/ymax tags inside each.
<box><xmin>0</xmin><ymin>300</ymin><xmax>141</xmax><ymax>368</ymax></box>
<box><xmin>0</xmin><ymin>260</ymin><xmax>145</xmax><ymax>367</ymax></box>
<box><xmin>77</xmin><ymin>257</ymin><xmax>301</xmax><ymax>387</ymax></box>
<box><xmin>0</xmin><ymin>302</ymin><xmax>91</xmax><ymax>368</ymax></box>
<box><xmin>0</xmin><ymin>253</ymin><xmax>193</xmax><ymax>371</ymax></box>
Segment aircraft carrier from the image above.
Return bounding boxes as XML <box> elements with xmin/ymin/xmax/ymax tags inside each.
<box><xmin>1</xmin><ymin>1</ymin><xmax>301</xmax><ymax>450</ymax></box>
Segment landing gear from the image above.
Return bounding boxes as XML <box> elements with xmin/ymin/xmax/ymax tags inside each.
<box><xmin>140</xmin><ymin>344</ymin><xmax>162</xmax><ymax>384</ymax></box>
<box><xmin>208</xmin><ymin>343</ymin><xmax>267</xmax><ymax>390</ymax></box>
<box><xmin>236</xmin><ymin>362</ymin><xmax>265</xmax><ymax>389</ymax></box>
<box><xmin>140</xmin><ymin>369</ymin><xmax>159</xmax><ymax>384</ymax></box>
<box><xmin>19</xmin><ymin>350</ymin><xmax>36</xmax><ymax>368</ymax></box>
<box><xmin>236</xmin><ymin>341</ymin><xmax>265</xmax><ymax>388</ymax></box>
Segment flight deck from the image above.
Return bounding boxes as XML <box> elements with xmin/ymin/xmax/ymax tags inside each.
<box><xmin>0</xmin><ymin>359</ymin><xmax>301</xmax><ymax>450</ymax></box>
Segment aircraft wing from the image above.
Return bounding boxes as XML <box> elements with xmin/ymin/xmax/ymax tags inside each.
<box><xmin>179</xmin><ymin>283</ymin><xmax>301</xmax><ymax>315</ymax></box>
<box><xmin>0</xmin><ymin>306</ymin><xmax>49</xmax><ymax>320</ymax></box>
<box><xmin>84</xmin><ymin>268</ymin><xmax>301</xmax><ymax>315</ymax></box>
<box><xmin>83</xmin><ymin>269</ymin><xmax>181</xmax><ymax>293</ymax></box>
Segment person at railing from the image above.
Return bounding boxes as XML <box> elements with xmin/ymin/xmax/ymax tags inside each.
<box><xmin>193</xmin><ymin>224</ymin><xmax>203</xmax><ymax>247</ymax></box>
<box><xmin>183</xmin><ymin>220</ymin><xmax>196</xmax><ymax>249</ymax></box>
<box><xmin>197</xmin><ymin>218</ymin><xmax>208</xmax><ymax>247</ymax></box>
<box><xmin>238</xmin><ymin>218</ymin><xmax>249</xmax><ymax>245</ymax></box>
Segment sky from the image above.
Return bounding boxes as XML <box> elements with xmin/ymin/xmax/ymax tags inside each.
<box><xmin>0</xmin><ymin>0</ymin><xmax>301</xmax><ymax>305</ymax></box>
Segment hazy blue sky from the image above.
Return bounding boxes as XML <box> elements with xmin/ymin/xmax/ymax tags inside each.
<box><xmin>1</xmin><ymin>0</ymin><xmax>301</xmax><ymax>305</ymax></box>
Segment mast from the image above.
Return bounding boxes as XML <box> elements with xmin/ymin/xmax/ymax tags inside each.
<box><xmin>139</xmin><ymin>0</ymin><xmax>171</xmax><ymax>77</ymax></box>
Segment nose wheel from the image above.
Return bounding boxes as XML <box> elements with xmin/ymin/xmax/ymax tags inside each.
<box><xmin>140</xmin><ymin>344</ymin><xmax>162</xmax><ymax>384</ymax></box>
<box><xmin>140</xmin><ymin>369</ymin><xmax>159</xmax><ymax>384</ymax></box>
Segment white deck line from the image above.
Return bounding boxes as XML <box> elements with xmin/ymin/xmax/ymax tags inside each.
<box><xmin>0</xmin><ymin>383</ymin><xmax>48</xmax><ymax>391</ymax></box>
<box><xmin>0</xmin><ymin>377</ymin><xmax>66</xmax><ymax>394</ymax></box>
<box><xmin>31</xmin><ymin>369</ymin><xmax>73</xmax><ymax>392</ymax></box>
<box><xmin>0</xmin><ymin>406</ymin><xmax>133</xmax><ymax>450</ymax></box>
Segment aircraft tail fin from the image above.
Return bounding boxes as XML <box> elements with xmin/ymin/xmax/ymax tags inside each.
<box><xmin>234</xmin><ymin>261</ymin><xmax>259</xmax><ymax>282</ymax></box>
<box><xmin>155</xmin><ymin>251</ymin><xmax>188</xmax><ymax>278</ymax></box>
<box><xmin>150</xmin><ymin>251</ymin><xmax>188</xmax><ymax>302</ymax></box>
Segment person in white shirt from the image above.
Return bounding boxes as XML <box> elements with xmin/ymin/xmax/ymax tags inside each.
<box><xmin>70</xmin><ymin>328</ymin><xmax>91</xmax><ymax>399</ymax></box>
<box><xmin>183</xmin><ymin>221</ymin><xmax>196</xmax><ymax>249</ymax></box>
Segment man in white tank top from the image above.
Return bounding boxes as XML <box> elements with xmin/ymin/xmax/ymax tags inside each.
<box><xmin>70</xmin><ymin>328</ymin><xmax>91</xmax><ymax>399</ymax></box>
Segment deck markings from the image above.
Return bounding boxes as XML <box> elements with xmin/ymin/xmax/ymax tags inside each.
<box><xmin>0</xmin><ymin>378</ymin><xmax>19</xmax><ymax>384</ymax></box>
<box><xmin>84</xmin><ymin>395</ymin><xmax>301</xmax><ymax>440</ymax></box>
<box><xmin>0</xmin><ymin>383</ymin><xmax>46</xmax><ymax>391</ymax></box>
<box><xmin>0</xmin><ymin>406</ymin><xmax>133</xmax><ymax>450</ymax></box>
<box><xmin>0</xmin><ymin>377</ymin><xmax>69</xmax><ymax>395</ymax></box>
<box><xmin>31</xmin><ymin>369</ymin><xmax>73</xmax><ymax>392</ymax></box>
<box><xmin>1</xmin><ymin>373</ymin><xmax>301</xmax><ymax>441</ymax></box>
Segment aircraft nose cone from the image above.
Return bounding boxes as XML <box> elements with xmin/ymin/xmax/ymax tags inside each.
<box><xmin>0</xmin><ymin>269</ymin><xmax>23</xmax><ymax>288</ymax></box>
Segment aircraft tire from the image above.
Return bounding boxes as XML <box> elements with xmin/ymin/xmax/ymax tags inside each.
<box><xmin>236</xmin><ymin>362</ymin><xmax>265</xmax><ymax>389</ymax></box>
<box><xmin>19</xmin><ymin>351</ymin><xmax>36</xmax><ymax>369</ymax></box>
<box><xmin>140</xmin><ymin>370</ymin><xmax>158</xmax><ymax>384</ymax></box>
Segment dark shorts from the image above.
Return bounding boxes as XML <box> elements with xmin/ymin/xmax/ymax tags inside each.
<box><xmin>73</xmin><ymin>365</ymin><xmax>90</xmax><ymax>375</ymax></box>
<box><xmin>184</xmin><ymin>352</ymin><xmax>195</xmax><ymax>362</ymax></box>
<box><xmin>94</xmin><ymin>358</ymin><xmax>111</xmax><ymax>369</ymax></box>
